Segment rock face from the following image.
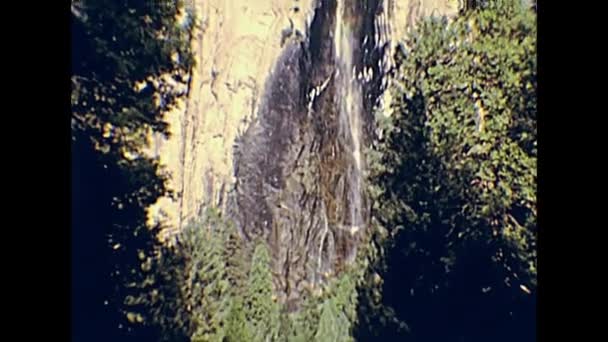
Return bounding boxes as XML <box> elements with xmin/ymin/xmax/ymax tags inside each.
<box><xmin>231</xmin><ymin>0</ymin><xmax>379</xmax><ymax>308</ymax></box>
<box><xmin>147</xmin><ymin>0</ymin><xmax>460</xmax><ymax>305</ymax></box>
<box><xmin>147</xmin><ymin>0</ymin><xmax>317</xmax><ymax>236</ymax></box>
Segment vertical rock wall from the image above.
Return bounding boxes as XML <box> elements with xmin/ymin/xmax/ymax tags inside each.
<box><xmin>145</xmin><ymin>0</ymin><xmax>460</xmax><ymax>304</ymax></box>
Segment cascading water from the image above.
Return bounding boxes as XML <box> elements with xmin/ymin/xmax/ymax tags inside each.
<box><xmin>334</xmin><ymin>0</ymin><xmax>364</xmax><ymax>237</ymax></box>
<box><xmin>233</xmin><ymin>0</ymin><xmax>387</xmax><ymax>308</ymax></box>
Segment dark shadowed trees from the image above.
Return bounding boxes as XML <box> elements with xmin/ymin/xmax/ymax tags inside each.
<box><xmin>71</xmin><ymin>1</ymin><xmax>194</xmax><ymax>340</ymax></box>
<box><xmin>363</xmin><ymin>1</ymin><xmax>537</xmax><ymax>340</ymax></box>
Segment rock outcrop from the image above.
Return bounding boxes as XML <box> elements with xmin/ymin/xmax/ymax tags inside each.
<box><xmin>146</xmin><ymin>0</ymin><xmax>317</xmax><ymax>237</ymax></box>
<box><xmin>146</xmin><ymin>0</ymin><xmax>460</xmax><ymax>305</ymax></box>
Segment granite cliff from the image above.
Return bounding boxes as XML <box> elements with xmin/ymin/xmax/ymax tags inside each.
<box><xmin>146</xmin><ymin>0</ymin><xmax>460</xmax><ymax>304</ymax></box>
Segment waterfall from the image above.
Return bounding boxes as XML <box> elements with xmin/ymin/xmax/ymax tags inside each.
<box><xmin>334</xmin><ymin>0</ymin><xmax>364</xmax><ymax>236</ymax></box>
<box><xmin>233</xmin><ymin>0</ymin><xmax>387</xmax><ymax>302</ymax></box>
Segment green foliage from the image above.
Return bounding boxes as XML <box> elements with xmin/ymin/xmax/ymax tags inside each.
<box><xmin>367</xmin><ymin>0</ymin><xmax>536</xmax><ymax>339</ymax></box>
<box><xmin>243</xmin><ymin>242</ymin><xmax>282</xmax><ymax>342</ymax></box>
<box><xmin>71</xmin><ymin>1</ymin><xmax>195</xmax><ymax>339</ymax></box>
<box><xmin>224</xmin><ymin>297</ymin><xmax>252</xmax><ymax>342</ymax></box>
<box><xmin>125</xmin><ymin>208</ymin><xmax>369</xmax><ymax>341</ymax></box>
<box><xmin>283</xmin><ymin>292</ymin><xmax>323</xmax><ymax>342</ymax></box>
<box><xmin>195</xmin><ymin>239</ymin><xmax>364</xmax><ymax>342</ymax></box>
<box><xmin>330</xmin><ymin>273</ymin><xmax>358</xmax><ymax>326</ymax></box>
<box><xmin>185</xmin><ymin>214</ymin><xmax>233</xmax><ymax>341</ymax></box>
<box><xmin>72</xmin><ymin>0</ymin><xmax>195</xmax><ymax>157</ymax></box>
<box><xmin>222</xmin><ymin>221</ymin><xmax>251</xmax><ymax>341</ymax></box>
<box><xmin>314</xmin><ymin>273</ymin><xmax>359</xmax><ymax>342</ymax></box>
<box><xmin>315</xmin><ymin>298</ymin><xmax>352</xmax><ymax>342</ymax></box>
<box><xmin>223</xmin><ymin>218</ymin><xmax>249</xmax><ymax>297</ymax></box>
<box><xmin>126</xmin><ymin>209</ymin><xmax>244</xmax><ymax>341</ymax></box>
<box><xmin>130</xmin><ymin>210</ymin><xmax>370</xmax><ymax>342</ymax></box>
<box><xmin>379</xmin><ymin>0</ymin><xmax>536</xmax><ymax>290</ymax></box>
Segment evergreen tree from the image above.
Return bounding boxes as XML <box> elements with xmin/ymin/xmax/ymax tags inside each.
<box><xmin>370</xmin><ymin>0</ymin><xmax>536</xmax><ymax>340</ymax></box>
<box><xmin>138</xmin><ymin>209</ymin><xmax>238</xmax><ymax>341</ymax></box>
<box><xmin>221</xmin><ymin>217</ymin><xmax>251</xmax><ymax>341</ymax></box>
<box><xmin>223</xmin><ymin>219</ymin><xmax>249</xmax><ymax>299</ymax></box>
<box><xmin>188</xmin><ymin>215</ymin><xmax>232</xmax><ymax>342</ymax></box>
<box><xmin>71</xmin><ymin>0</ymin><xmax>194</xmax><ymax>340</ymax></box>
<box><xmin>284</xmin><ymin>291</ymin><xmax>323</xmax><ymax>342</ymax></box>
<box><xmin>314</xmin><ymin>298</ymin><xmax>351</xmax><ymax>342</ymax></box>
<box><xmin>243</xmin><ymin>242</ymin><xmax>282</xmax><ymax>342</ymax></box>
<box><xmin>312</xmin><ymin>273</ymin><xmax>359</xmax><ymax>342</ymax></box>
<box><xmin>332</xmin><ymin>273</ymin><xmax>358</xmax><ymax>325</ymax></box>
<box><xmin>72</xmin><ymin>0</ymin><xmax>194</xmax><ymax>154</ymax></box>
<box><xmin>224</xmin><ymin>296</ymin><xmax>251</xmax><ymax>342</ymax></box>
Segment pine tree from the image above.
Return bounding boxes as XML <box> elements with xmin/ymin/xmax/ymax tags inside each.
<box><xmin>223</xmin><ymin>219</ymin><xmax>249</xmax><ymax>299</ymax></box>
<box><xmin>243</xmin><ymin>242</ymin><xmax>281</xmax><ymax>342</ymax></box>
<box><xmin>284</xmin><ymin>292</ymin><xmax>323</xmax><ymax>342</ymax></box>
<box><xmin>223</xmin><ymin>220</ymin><xmax>250</xmax><ymax>342</ymax></box>
<box><xmin>314</xmin><ymin>298</ymin><xmax>352</xmax><ymax>342</ymax></box>
<box><xmin>186</xmin><ymin>211</ymin><xmax>232</xmax><ymax>341</ymax></box>
<box><xmin>224</xmin><ymin>296</ymin><xmax>251</xmax><ymax>342</ymax></box>
<box><xmin>142</xmin><ymin>210</ymin><xmax>236</xmax><ymax>341</ymax></box>
<box><xmin>332</xmin><ymin>273</ymin><xmax>358</xmax><ymax>325</ymax></box>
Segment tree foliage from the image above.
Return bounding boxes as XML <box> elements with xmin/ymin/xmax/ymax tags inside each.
<box><xmin>315</xmin><ymin>298</ymin><xmax>351</xmax><ymax>342</ymax></box>
<box><xmin>137</xmin><ymin>209</ymin><xmax>245</xmax><ymax>342</ymax></box>
<box><xmin>314</xmin><ymin>274</ymin><xmax>358</xmax><ymax>342</ymax></box>
<box><xmin>72</xmin><ymin>0</ymin><xmax>194</xmax><ymax>156</ymax></box>
<box><xmin>243</xmin><ymin>242</ymin><xmax>282</xmax><ymax>342</ymax></box>
<box><xmin>140</xmin><ymin>213</ymin><xmax>365</xmax><ymax>341</ymax></box>
<box><xmin>71</xmin><ymin>1</ymin><xmax>194</xmax><ymax>340</ymax></box>
<box><xmin>367</xmin><ymin>0</ymin><xmax>537</xmax><ymax>340</ymax></box>
<box><xmin>282</xmin><ymin>291</ymin><xmax>323</xmax><ymax>342</ymax></box>
<box><xmin>224</xmin><ymin>296</ymin><xmax>251</xmax><ymax>342</ymax></box>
